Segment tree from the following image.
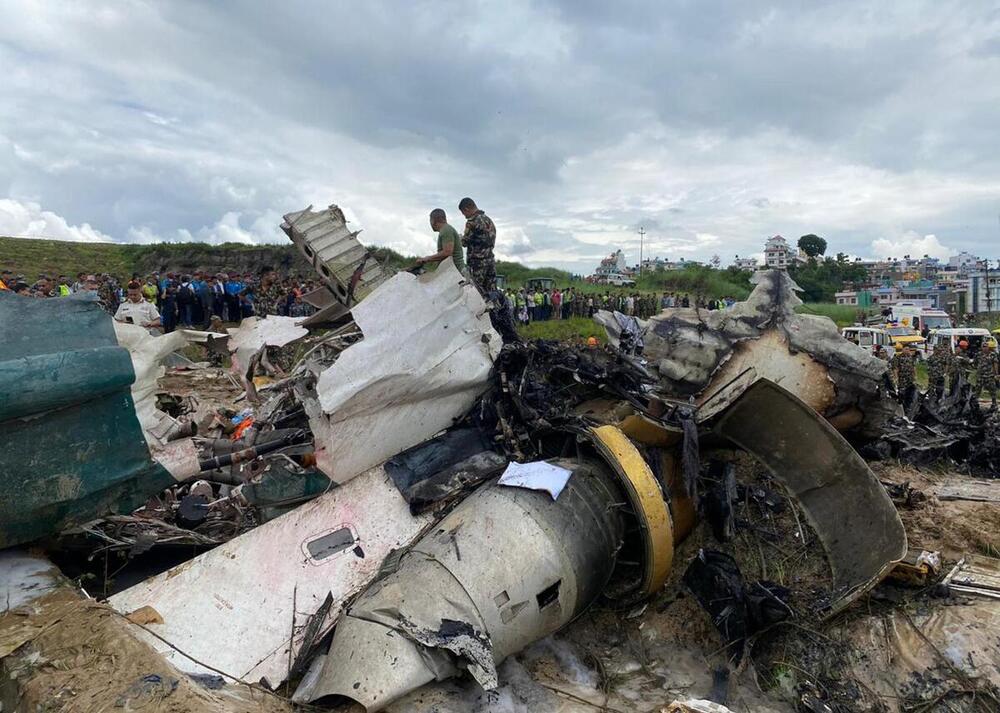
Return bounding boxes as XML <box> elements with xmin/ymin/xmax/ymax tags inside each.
<box><xmin>798</xmin><ymin>234</ymin><xmax>828</xmax><ymax>258</ymax></box>
<box><xmin>710</xmin><ymin>254</ymin><xmax>721</xmax><ymax>269</ymax></box>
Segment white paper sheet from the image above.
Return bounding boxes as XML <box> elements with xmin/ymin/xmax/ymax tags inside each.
<box><xmin>498</xmin><ymin>460</ymin><xmax>573</xmax><ymax>500</ymax></box>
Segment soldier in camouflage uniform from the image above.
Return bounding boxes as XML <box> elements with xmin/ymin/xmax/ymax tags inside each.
<box><xmin>255</xmin><ymin>271</ymin><xmax>284</xmax><ymax>317</ymax></box>
<box><xmin>976</xmin><ymin>343</ymin><xmax>998</xmax><ymax>408</ymax></box>
<box><xmin>457</xmin><ymin>196</ymin><xmax>521</xmax><ymax>343</ymax></box>
<box><xmin>459</xmin><ymin>197</ymin><xmax>497</xmax><ymax>296</ymax></box>
<box><xmin>949</xmin><ymin>342</ymin><xmax>973</xmax><ymax>389</ymax></box>
<box><xmin>893</xmin><ymin>345</ymin><xmax>916</xmax><ymax>399</ymax></box>
<box><xmin>928</xmin><ymin>342</ymin><xmax>950</xmax><ymax>397</ymax></box>
<box><xmin>96</xmin><ymin>276</ymin><xmax>119</xmax><ymax>315</ymax></box>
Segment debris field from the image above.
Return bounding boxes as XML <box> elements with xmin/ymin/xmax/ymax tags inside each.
<box><xmin>2</xmin><ymin>203</ymin><xmax>999</xmax><ymax>713</ymax></box>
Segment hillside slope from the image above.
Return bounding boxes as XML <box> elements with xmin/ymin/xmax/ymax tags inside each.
<box><xmin>0</xmin><ymin>236</ymin><xmax>575</xmax><ymax>287</ymax></box>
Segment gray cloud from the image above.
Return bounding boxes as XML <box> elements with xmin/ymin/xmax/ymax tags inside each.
<box><xmin>1</xmin><ymin>0</ymin><xmax>999</xmax><ymax>271</ymax></box>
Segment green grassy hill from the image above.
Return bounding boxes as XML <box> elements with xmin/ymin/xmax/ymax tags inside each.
<box><xmin>1</xmin><ymin>237</ymin><xmax>136</xmax><ymax>279</ymax></box>
<box><xmin>0</xmin><ymin>236</ymin><xmax>580</xmax><ymax>287</ymax></box>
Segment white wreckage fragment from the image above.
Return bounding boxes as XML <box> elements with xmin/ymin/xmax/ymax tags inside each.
<box><xmin>109</xmin><ymin>466</ymin><xmax>434</xmax><ymax>686</ymax></box>
<box><xmin>309</xmin><ymin>258</ymin><xmax>501</xmax><ymax>483</ymax></box>
<box><xmin>113</xmin><ymin>322</ymin><xmax>228</xmax><ymax>480</ymax></box>
<box><xmin>227</xmin><ymin>314</ymin><xmax>309</xmax><ymax>398</ymax></box>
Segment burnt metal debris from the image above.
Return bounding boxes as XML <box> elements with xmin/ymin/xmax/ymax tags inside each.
<box><xmin>864</xmin><ymin>372</ymin><xmax>1000</xmax><ymax>473</ymax></box>
<box><xmin>1</xmin><ymin>203</ymin><xmax>997</xmax><ymax>713</ymax></box>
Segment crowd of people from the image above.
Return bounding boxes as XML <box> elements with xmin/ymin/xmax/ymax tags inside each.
<box><xmin>875</xmin><ymin>341</ymin><xmax>997</xmax><ymax>408</ymax></box>
<box><xmin>1</xmin><ymin>263</ymin><xmax>746</xmax><ymax>333</ymax></box>
<box><xmin>0</xmin><ymin>267</ymin><xmax>322</xmax><ymax>331</ymax></box>
<box><xmin>501</xmin><ymin>287</ymin><xmax>739</xmax><ymax>325</ymax></box>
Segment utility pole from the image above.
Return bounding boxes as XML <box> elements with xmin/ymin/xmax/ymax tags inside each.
<box><xmin>638</xmin><ymin>226</ymin><xmax>645</xmax><ymax>277</ymax></box>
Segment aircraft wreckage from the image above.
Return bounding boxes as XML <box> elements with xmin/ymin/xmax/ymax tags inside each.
<box><xmin>7</xmin><ymin>203</ymin><xmax>993</xmax><ymax>713</ymax></box>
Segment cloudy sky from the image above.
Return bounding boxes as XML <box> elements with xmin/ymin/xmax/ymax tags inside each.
<box><xmin>1</xmin><ymin>1</ymin><xmax>999</xmax><ymax>273</ymax></box>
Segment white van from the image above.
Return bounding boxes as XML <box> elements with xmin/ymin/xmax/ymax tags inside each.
<box><xmin>888</xmin><ymin>301</ymin><xmax>952</xmax><ymax>335</ymax></box>
<box><xmin>924</xmin><ymin>328</ymin><xmax>998</xmax><ymax>360</ymax></box>
<box><xmin>841</xmin><ymin>326</ymin><xmax>893</xmax><ymax>355</ymax></box>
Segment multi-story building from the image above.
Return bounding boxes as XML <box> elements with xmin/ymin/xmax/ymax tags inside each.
<box><xmin>764</xmin><ymin>235</ymin><xmax>792</xmax><ymax>269</ymax></box>
<box><xmin>898</xmin><ymin>280</ymin><xmax>950</xmax><ymax>309</ymax></box>
<box><xmin>956</xmin><ymin>270</ymin><xmax>1000</xmax><ymax>314</ymax></box>
<box><xmin>763</xmin><ymin>235</ymin><xmax>809</xmax><ymax>270</ymax></box>
<box><xmin>948</xmin><ymin>251</ymin><xmax>978</xmax><ymax>274</ymax></box>
<box><xmin>732</xmin><ymin>256</ymin><xmax>759</xmax><ymax>271</ymax></box>
<box><xmin>872</xmin><ymin>286</ymin><xmax>901</xmax><ymax>305</ymax></box>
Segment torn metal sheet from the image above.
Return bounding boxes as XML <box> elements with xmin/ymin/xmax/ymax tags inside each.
<box><xmin>384</xmin><ymin>428</ymin><xmax>507</xmax><ymax>512</ymax></box>
<box><xmin>308</xmin><ymin>458</ymin><xmax>625</xmax><ymax>710</ymax></box>
<box><xmin>281</xmin><ymin>204</ymin><xmax>391</xmax><ymax>307</ymax></box>
<box><xmin>299</xmin><ymin>285</ymin><xmax>351</xmax><ymax>327</ymax></box>
<box><xmin>109</xmin><ymin>466</ymin><xmax>434</xmax><ymax>686</ymax></box>
<box><xmin>597</xmin><ymin>270</ymin><xmax>898</xmax><ymax>434</ymax></box>
<box><xmin>309</xmin><ymin>259</ymin><xmax>501</xmax><ymax>483</ymax></box>
<box><xmin>0</xmin><ymin>550</ymin><xmax>62</xmax><ymax>615</ymax></box>
<box><xmin>227</xmin><ymin>315</ymin><xmax>309</xmax><ymax>377</ymax></box>
<box><xmin>113</xmin><ymin>321</ymin><xmax>229</xmax><ymax>479</ymax></box>
<box><xmin>713</xmin><ymin>378</ymin><xmax>907</xmax><ymax>615</ymax></box>
<box><xmin>0</xmin><ymin>293</ymin><xmax>178</xmax><ymax>547</ymax></box>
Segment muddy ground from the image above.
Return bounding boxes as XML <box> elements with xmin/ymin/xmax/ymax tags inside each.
<box><xmin>12</xmin><ymin>361</ymin><xmax>998</xmax><ymax>713</ymax></box>
<box><xmin>388</xmin><ymin>461</ymin><xmax>1000</xmax><ymax>713</ymax></box>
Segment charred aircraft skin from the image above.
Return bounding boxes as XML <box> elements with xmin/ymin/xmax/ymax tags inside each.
<box><xmin>305</xmin><ymin>457</ymin><xmax>626</xmax><ymax>710</ymax></box>
<box><xmin>596</xmin><ymin>270</ymin><xmax>899</xmax><ymax>435</ymax></box>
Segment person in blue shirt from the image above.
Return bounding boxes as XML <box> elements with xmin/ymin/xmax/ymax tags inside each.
<box><xmin>160</xmin><ymin>277</ymin><xmax>178</xmax><ymax>333</ymax></box>
<box><xmin>224</xmin><ymin>272</ymin><xmax>244</xmax><ymax>323</ymax></box>
<box><xmin>190</xmin><ymin>272</ymin><xmax>207</xmax><ymax>326</ymax></box>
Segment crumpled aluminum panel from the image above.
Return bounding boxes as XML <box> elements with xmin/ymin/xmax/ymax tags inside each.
<box><xmin>308</xmin><ymin>260</ymin><xmax>501</xmax><ymax>484</ymax></box>
<box><xmin>281</xmin><ymin>204</ymin><xmax>391</xmax><ymax>307</ymax></box>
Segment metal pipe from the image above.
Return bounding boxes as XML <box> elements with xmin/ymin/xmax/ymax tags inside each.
<box><xmin>196</xmin><ymin>430</ymin><xmax>308</xmax><ymax>473</ymax></box>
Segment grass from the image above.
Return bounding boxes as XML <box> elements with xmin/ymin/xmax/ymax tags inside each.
<box><xmin>635</xmin><ymin>265</ymin><xmax>753</xmax><ymax>300</ymax></box>
<box><xmin>794</xmin><ymin>302</ymin><xmax>874</xmax><ymax>328</ymax></box>
<box><xmin>517</xmin><ymin>317</ymin><xmax>608</xmax><ymax>344</ymax></box>
<box><xmin>0</xmin><ymin>236</ymin><xmax>307</xmax><ymax>280</ymax></box>
<box><xmin>0</xmin><ymin>237</ymin><xmax>135</xmax><ymax>279</ymax></box>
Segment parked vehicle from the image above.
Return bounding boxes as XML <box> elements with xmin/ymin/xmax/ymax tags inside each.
<box><xmin>841</xmin><ymin>326</ymin><xmax>893</xmax><ymax>355</ymax></box>
<box><xmin>882</xmin><ymin>324</ymin><xmax>927</xmax><ymax>352</ymax></box>
<box><xmin>604</xmin><ymin>274</ymin><xmax>636</xmax><ymax>287</ymax></box>
<box><xmin>524</xmin><ymin>277</ymin><xmax>555</xmax><ymax>291</ymax></box>
<box><xmin>921</xmin><ymin>328</ymin><xmax>998</xmax><ymax>360</ymax></box>
<box><xmin>887</xmin><ymin>301</ymin><xmax>952</xmax><ymax>335</ymax></box>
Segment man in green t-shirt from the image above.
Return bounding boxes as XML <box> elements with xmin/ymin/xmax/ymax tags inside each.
<box><xmin>416</xmin><ymin>208</ymin><xmax>466</xmax><ymax>274</ymax></box>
